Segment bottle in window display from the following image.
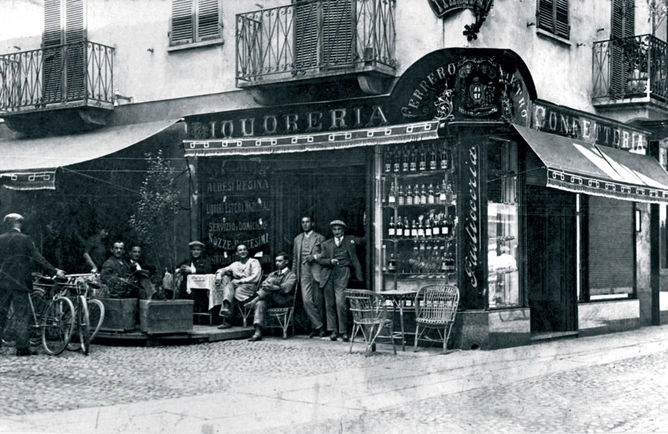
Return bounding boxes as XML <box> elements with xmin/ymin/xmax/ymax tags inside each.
<box><xmin>388</xmin><ymin>181</ymin><xmax>396</xmax><ymax>204</ymax></box>
<box><xmin>388</xmin><ymin>216</ymin><xmax>395</xmax><ymax>238</ymax></box>
<box><xmin>439</xmin><ymin>179</ymin><xmax>447</xmax><ymax>203</ymax></box>
<box><xmin>403</xmin><ymin>217</ymin><xmax>410</xmax><ymax>238</ymax></box>
<box><xmin>384</xmin><ymin>148</ymin><xmax>392</xmax><ymax>173</ymax></box>
<box><xmin>427</xmin><ymin>183</ymin><xmax>435</xmax><ymax>204</ymax></box>
<box><xmin>387</xmin><ymin>254</ymin><xmax>396</xmax><ymax>272</ymax></box>
<box><xmin>429</xmin><ymin>144</ymin><xmax>438</xmax><ymax>171</ymax></box>
<box><xmin>440</xmin><ymin>145</ymin><xmax>449</xmax><ymax>170</ymax></box>
<box><xmin>396</xmin><ymin>216</ymin><xmax>403</xmax><ymax>237</ymax></box>
<box><xmin>397</xmin><ymin>184</ymin><xmax>405</xmax><ymax>206</ymax></box>
<box><xmin>420</xmin><ymin>184</ymin><xmax>427</xmax><ymax>205</ymax></box>
<box><xmin>419</xmin><ymin>145</ymin><xmax>427</xmax><ymax>171</ymax></box>
<box><xmin>417</xmin><ymin>217</ymin><xmax>425</xmax><ymax>238</ymax></box>
<box><xmin>432</xmin><ymin>214</ymin><xmax>441</xmax><ymax>236</ymax></box>
<box><xmin>411</xmin><ymin>219</ymin><xmax>418</xmax><ymax>238</ymax></box>
<box><xmin>425</xmin><ymin>218</ymin><xmax>432</xmax><ymax>237</ymax></box>
<box><xmin>393</xmin><ymin>147</ymin><xmax>401</xmax><ymax>173</ymax></box>
<box><xmin>442</xmin><ymin>214</ymin><xmax>450</xmax><ymax>236</ymax></box>
<box><xmin>409</xmin><ymin>146</ymin><xmax>418</xmax><ymax>172</ymax></box>
<box><xmin>405</xmin><ymin>184</ymin><xmax>413</xmax><ymax>205</ymax></box>
<box><xmin>445</xmin><ymin>180</ymin><xmax>454</xmax><ymax>204</ymax></box>
<box><xmin>402</xmin><ymin>146</ymin><xmax>410</xmax><ymax>172</ymax></box>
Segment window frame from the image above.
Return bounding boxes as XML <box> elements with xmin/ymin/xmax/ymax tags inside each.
<box><xmin>536</xmin><ymin>0</ymin><xmax>570</xmax><ymax>40</ymax></box>
<box><xmin>169</xmin><ymin>0</ymin><xmax>223</xmax><ymax>49</ymax></box>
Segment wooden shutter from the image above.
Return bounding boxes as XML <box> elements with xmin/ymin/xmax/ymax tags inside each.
<box><xmin>65</xmin><ymin>0</ymin><xmax>85</xmax><ymax>100</ymax></box>
<box><xmin>294</xmin><ymin>0</ymin><xmax>320</xmax><ymax>70</ymax></box>
<box><xmin>321</xmin><ymin>0</ymin><xmax>354</xmax><ymax>67</ymax></box>
<box><xmin>611</xmin><ymin>0</ymin><xmax>635</xmax><ymax>97</ymax></box>
<box><xmin>43</xmin><ymin>0</ymin><xmax>63</xmax><ymax>103</ymax></box>
<box><xmin>196</xmin><ymin>0</ymin><xmax>220</xmax><ymax>41</ymax></box>
<box><xmin>537</xmin><ymin>0</ymin><xmax>569</xmax><ymax>39</ymax></box>
<box><xmin>171</xmin><ymin>0</ymin><xmax>194</xmax><ymax>46</ymax></box>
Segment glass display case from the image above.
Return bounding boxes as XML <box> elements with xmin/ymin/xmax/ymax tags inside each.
<box><xmin>380</xmin><ymin>141</ymin><xmax>458</xmax><ymax>290</ymax></box>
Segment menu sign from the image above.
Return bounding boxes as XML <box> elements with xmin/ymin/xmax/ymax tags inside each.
<box><xmin>200</xmin><ymin>158</ymin><xmax>272</xmax><ymax>267</ymax></box>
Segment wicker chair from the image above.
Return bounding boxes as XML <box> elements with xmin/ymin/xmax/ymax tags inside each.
<box><xmin>413</xmin><ymin>285</ymin><xmax>459</xmax><ymax>353</ymax></box>
<box><xmin>345</xmin><ymin>289</ymin><xmax>396</xmax><ymax>357</ymax></box>
<box><xmin>266</xmin><ymin>291</ymin><xmax>297</xmax><ymax>339</ymax></box>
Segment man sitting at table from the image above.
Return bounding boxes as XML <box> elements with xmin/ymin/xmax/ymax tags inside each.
<box><xmin>247</xmin><ymin>252</ymin><xmax>296</xmax><ymax>342</ymax></box>
<box><xmin>100</xmin><ymin>241</ymin><xmax>134</xmax><ymax>298</ymax></box>
<box><xmin>214</xmin><ymin>244</ymin><xmax>262</xmax><ymax>329</ymax></box>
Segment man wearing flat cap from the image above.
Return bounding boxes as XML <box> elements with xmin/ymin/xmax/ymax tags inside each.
<box><xmin>175</xmin><ymin>241</ymin><xmax>213</xmax><ymax>305</ymax></box>
<box><xmin>0</xmin><ymin>213</ymin><xmax>65</xmax><ymax>356</ymax></box>
<box><xmin>317</xmin><ymin>220</ymin><xmax>364</xmax><ymax>342</ymax></box>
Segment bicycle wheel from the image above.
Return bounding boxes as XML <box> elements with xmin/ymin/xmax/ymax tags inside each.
<box><xmin>87</xmin><ymin>298</ymin><xmax>105</xmax><ymax>342</ymax></box>
<box><xmin>41</xmin><ymin>296</ymin><xmax>75</xmax><ymax>355</ymax></box>
<box><xmin>77</xmin><ymin>296</ymin><xmax>90</xmax><ymax>355</ymax></box>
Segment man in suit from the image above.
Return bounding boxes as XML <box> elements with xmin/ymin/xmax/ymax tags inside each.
<box><xmin>0</xmin><ymin>213</ymin><xmax>64</xmax><ymax>356</ymax></box>
<box><xmin>100</xmin><ymin>241</ymin><xmax>133</xmax><ymax>298</ymax></box>
<box><xmin>175</xmin><ymin>240</ymin><xmax>213</xmax><ymax>305</ymax></box>
<box><xmin>317</xmin><ymin>220</ymin><xmax>364</xmax><ymax>342</ymax></box>
<box><xmin>128</xmin><ymin>244</ymin><xmax>161</xmax><ymax>300</ymax></box>
<box><xmin>293</xmin><ymin>216</ymin><xmax>326</xmax><ymax>338</ymax></box>
<box><xmin>248</xmin><ymin>252</ymin><xmax>297</xmax><ymax>342</ymax></box>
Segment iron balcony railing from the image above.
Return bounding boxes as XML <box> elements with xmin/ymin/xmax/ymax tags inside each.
<box><xmin>593</xmin><ymin>34</ymin><xmax>668</xmax><ymax>102</ymax></box>
<box><xmin>236</xmin><ymin>0</ymin><xmax>396</xmax><ymax>86</ymax></box>
<box><xmin>0</xmin><ymin>40</ymin><xmax>114</xmax><ymax>114</ymax></box>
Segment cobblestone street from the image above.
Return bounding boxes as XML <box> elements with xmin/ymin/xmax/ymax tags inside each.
<box><xmin>1</xmin><ymin>326</ymin><xmax>668</xmax><ymax>433</ymax></box>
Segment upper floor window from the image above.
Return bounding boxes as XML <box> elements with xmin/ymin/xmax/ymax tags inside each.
<box><xmin>170</xmin><ymin>0</ymin><xmax>222</xmax><ymax>47</ymax></box>
<box><xmin>537</xmin><ymin>0</ymin><xmax>570</xmax><ymax>39</ymax></box>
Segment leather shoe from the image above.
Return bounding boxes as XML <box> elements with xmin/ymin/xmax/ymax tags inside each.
<box><xmin>309</xmin><ymin>328</ymin><xmax>324</xmax><ymax>338</ymax></box>
<box><xmin>16</xmin><ymin>348</ymin><xmax>36</xmax><ymax>357</ymax></box>
<box><xmin>248</xmin><ymin>334</ymin><xmax>262</xmax><ymax>342</ymax></box>
<box><xmin>341</xmin><ymin>334</ymin><xmax>350</xmax><ymax>342</ymax></box>
<box><xmin>219</xmin><ymin>306</ymin><xmax>232</xmax><ymax>317</ymax></box>
<box><xmin>217</xmin><ymin>322</ymin><xmax>232</xmax><ymax>329</ymax></box>
<box><xmin>330</xmin><ymin>332</ymin><xmax>339</xmax><ymax>341</ymax></box>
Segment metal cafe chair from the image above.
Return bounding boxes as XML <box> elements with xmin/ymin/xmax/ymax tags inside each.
<box><xmin>237</xmin><ymin>271</ymin><xmax>263</xmax><ymax>327</ymax></box>
<box><xmin>413</xmin><ymin>285</ymin><xmax>460</xmax><ymax>354</ymax></box>
<box><xmin>345</xmin><ymin>289</ymin><xmax>397</xmax><ymax>357</ymax></box>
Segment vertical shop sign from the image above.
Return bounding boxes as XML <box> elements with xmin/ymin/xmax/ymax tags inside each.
<box><xmin>463</xmin><ymin>144</ymin><xmax>483</xmax><ymax>299</ymax></box>
<box><xmin>200</xmin><ymin>159</ymin><xmax>272</xmax><ymax>267</ymax></box>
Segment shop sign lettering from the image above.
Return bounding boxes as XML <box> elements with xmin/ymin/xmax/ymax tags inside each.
<box><xmin>532</xmin><ymin>103</ymin><xmax>647</xmax><ymax>154</ymax></box>
<box><xmin>464</xmin><ymin>145</ymin><xmax>480</xmax><ymax>291</ymax></box>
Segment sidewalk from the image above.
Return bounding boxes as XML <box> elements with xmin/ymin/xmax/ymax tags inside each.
<box><xmin>2</xmin><ymin>325</ymin><xmax>668</xmax><ymax>434</ymax></box>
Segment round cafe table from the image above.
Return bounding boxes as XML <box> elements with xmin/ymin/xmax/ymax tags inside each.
<box><xmin>377</xmin><ymin>289</ymin><xmax>417</xmax><ymax>351</ymax></box>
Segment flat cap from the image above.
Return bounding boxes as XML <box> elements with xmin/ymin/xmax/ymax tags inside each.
<box><xmin>188</xmin><ymin>240</ymin><xmax>205</xmax><ymax>248</ymax></box>
<box><xmin>3</xmin><ymin>213</ymin><xmax>24</xmax><ymax>224</ymax></box>
<box><xmin>329</xmin><ymin>220</ymin><xmax>346</xmax><ymax>228</ymax></box>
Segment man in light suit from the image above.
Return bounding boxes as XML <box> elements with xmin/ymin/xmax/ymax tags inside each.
<box><xmin>293</xmin><ymin>216</ymin><xmax>326</xmax><ymax>338</ymax></box>
<box><xmin>317</xmin><ymin>220</ymin><xmax>364</xmax><ymax>342</ymax></box>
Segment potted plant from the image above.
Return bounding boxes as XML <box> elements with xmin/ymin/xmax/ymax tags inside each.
<box><xmin>622</xmin><ymin>36</ymin><xmax>650</xmax><ymax>95</ymax></box>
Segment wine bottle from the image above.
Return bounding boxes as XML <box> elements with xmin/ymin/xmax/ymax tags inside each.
<box><xmin>403</xmin><ymin>217</ymin><xmax>411</xmax><ymax>238</ymax></box>
<box><xmin>397</xmin><ymin>184</ymin><xmax>405</xmax><ymax>206</ymax></box>
<box><xmin>439</xmin><ymin>178</ymin><xmax>447</xmax><ymax>203</ymax></box>
<box><xmin>406</xmin><ymin>184</ymin><xmax>413</xmax><ymax>205</ymax></box>
<box><xmin>429</xmin><ymin>144</ymin><xmax>438</xmax><ymax>171</ymax></box>
<box><xmin>388</xmin><ymin>216</ymin><xmax>395</xmax><ymax>238</ymax></box>
<box><xmin>388</xmin><ymin>253</ymin><xmax>396</xmax><ymax>272</ymax></box>
<box><xmin>445</xmin><ymin>180</ymin><xmax>454</xmax><ymax>204</ymax></box>
<box><xmin>432</xmin><ymin>214</ymin><xmax>441</xmax><ymax>236</ymax></box>
<box><xmin>425</xmin><ymin>218</ymin><xmax>432</xmax><ymax>237</ymax></box>
<box><xmin>442</xmin><ymin>214</ymin><xmax>450</xmax><ymax>236</ymax></box>
<box><xmin>411</xmin><ymin>219</ymin><xmax>418</xmax><ymax>238</ymax></box>
<box><xmin>420</xmin><ymin>184</ymin><xmax>427</xmax><ymax>205</ymax></box>
<box><xmin>417</xmin><ymin>219</ymin><xmax>425</xmax><ymax>238</ymax></box>
<box><xmin>427</xmin><ymin>183</ymin><xmax>435</xmax><ymax>204</ymax></box>
<box><xmin>393</xmin><ymin>147</ymin><xmax>401</xmax><ymax>173</ymax></box>
<box><xmin>419</xmin><ymin>145</ymin><xmax>427</xmax><ymax>171</ymax></box>
<box><xmin>409</xmin><ymin>145</ymin><xmax>418</xmax><ymax>172</ymax></box>
<box><xmin>384</xmin><ymin>148</ymin><xmax>392</xmax><ymax>173</ymax></box>
<box><xmin>440</xmin><ymin>145</ymin><xmax>449</xmax><ymax>170</ymax></box>
<box><xmin>396</xmin><ymin>216</ymin><xmax>404</xmax><ymax>237</ymax></box>
<box><xmin>402</xmin><ymin>146</ymin><xmax>410</xmax><ymax>172</ymax></box>
<box><xmin>388</xmin><ymin>181</ymin><xmax>396</xmax><ymax>204</ymax></box>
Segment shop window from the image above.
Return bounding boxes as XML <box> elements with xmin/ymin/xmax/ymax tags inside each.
<box><xmin>487</xmin><ymin>140</ymin><xmax>520</xmax><ymax>308</ymax></box>
<box><xmin>170</xmin><ymin>0</ymin><xmax>222</xmax><ymax>48</ymax></box>
<box><xmin>537</xmin><ymin>0</ymin><xmax>570</xmax><ymax>39</ymax></box>
<box><xmin>587</xmin><ymin>196</ymin><xmax>634</xmax><ymax>299</ymax></box>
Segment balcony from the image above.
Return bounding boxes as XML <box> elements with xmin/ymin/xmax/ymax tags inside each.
<box><xmin>0</xmin><ymin>40</ymin><xmax>114</xmax><ymax>133</ymax></box>
<box><xmin>236</xmin><ymin>0</ymin><xmax>396</xmax><ymax>100</ymax></box>
<box><xmin>593</xmin><ymin>34</ymin><xmax>668</xmax><ymax>115</ymax></box>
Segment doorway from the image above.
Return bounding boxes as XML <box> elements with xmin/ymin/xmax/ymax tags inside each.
<box><xmin>525</xmin><ymin>186</ymin><xmax>577</xmax><ymax>334</ymax></box>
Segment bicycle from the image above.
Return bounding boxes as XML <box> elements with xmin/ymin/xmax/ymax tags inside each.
<box><xmin>65</xmin><ymin>274</ymin><xmax>106</xmax><ymax>355</ymax></box>
<box><xmin>2</xmin><ymin>275</ymin><xmax>76</xmax><ymax>355</ymax></box>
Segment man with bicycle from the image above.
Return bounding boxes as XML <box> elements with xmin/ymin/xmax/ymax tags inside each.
<box><xmin>0</xmin><ymin>213</ymin><xmax>65</xmax><ymax>356</ymax></box>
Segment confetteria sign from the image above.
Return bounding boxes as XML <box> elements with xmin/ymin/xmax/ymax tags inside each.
<box><xmin>532</xmin><ymin>102</ymin><xmax>647</xmax><ymax>154</ymax></box>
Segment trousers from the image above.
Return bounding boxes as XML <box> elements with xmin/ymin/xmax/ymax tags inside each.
<box><xmin>299</xmin><ymin>264</ymin><xmax>323</xmax><ymax>330</ymax></box>
<box><xmin>322</xmin><ymin>266</ymin><xmax>350</xmax><ymax>334</ymax></box>
<box><xmin>252</xmin><ymin>289</ymin><xmax>293</xmax><ymax>328</ymax></box>
<box><xmin>0</xmin><ymin>288</ymin><xmax>31</xmax><ymax>350</ymax></box>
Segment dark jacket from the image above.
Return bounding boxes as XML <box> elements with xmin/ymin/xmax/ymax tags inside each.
<box><xmin>317</xmin><ymin>235</ymin><xmax>364</xmax><ymax>288</ymax></box>
<box><xmin>0</xmin><ymin>229</ymin><xmax>57</xmax><ymax>292</ymax></box>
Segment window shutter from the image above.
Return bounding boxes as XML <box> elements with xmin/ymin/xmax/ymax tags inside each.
<box><xmin>555</xmin><ymin>0</ymin><xmax>569</xmax><ymax>39</ymax></box>
<box><xmin>321</xmin><ymin>0</ymin><xmax>354</xmax><ymax>66</ymax></box>
<box><xmin>171</xmin><ymin>0</ymin><xmax>194</xmax><ymax>46</ymax></box>
<box><xmin>196</xmin><ymin>0</ymin><xmax>220</xmax><ymax>41</ymax></box>
<box><xmin>64</xmin><ymin>0</ymin><xmax>85</xmax><ymax>100</ymax></box>
<box><xmin>294</xmin><ymin>0</ymin><xmax>320</xmax><ymax>70</ymax></box>
<box><xmin>65</xmin><ymin>0</ymin><xmax>85</xmax><ymax>43</ymax></box>
<box><xmin>537</xmin><ymin>0</ymin><xmax>554</xmax><ymax>33</ymax></box>
<box><xmin>44</xmin><ymin>0</ymin><xmax>63</xmax><ymax>46</ymax></box>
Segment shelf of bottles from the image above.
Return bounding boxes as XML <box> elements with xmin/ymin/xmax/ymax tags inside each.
<box><xmin>380</xmin><ymin>141</ymin><xmax>458</xmax><ymax>283</ymax></box>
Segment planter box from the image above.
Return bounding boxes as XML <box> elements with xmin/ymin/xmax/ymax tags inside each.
<box><xmin>139</xmin><ymin>300</ymin><xmax>194</xmax><ymax>335</ymax></box>
<box><xmin>98</xmin><ymin>298</ymin><xmax>138</xmax><ymax>332</ymax></box>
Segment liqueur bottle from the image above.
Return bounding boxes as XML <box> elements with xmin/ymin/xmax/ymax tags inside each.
<box><xmin>406</xmin><ymin>184</ymin><xmax>414</xmax><ymax>205</ymax></box>
<box><xmin>429</xmin><ymin>144</ymin><xmax>438</xmax><ymax>171</ymax></box>
<box><xmin>403</xmin><ymin>217</ymin><xmax>411</xmax><ymax>238</ymax></box>
<box><xmin>440</xmin><ymin>178</ymin><xmax>448</xmax><ymax>203</ymax></box>
<box><xmin>419</xmin><ymin>145</ymin><xmax>427</xmax><ymax>171</ymax></box>
<box><xmin>384</xmin><ymin>148</ymin><xmax>392</xmax><ymax>173</ymax></box>
<box><xmin>417</xmin><ymin>218</ymin><xmax>425</xmax><ymax>238</ymax></box>
<box><xmin>396</xmin><ymin>216</ymin><xmax>404</xmax><ymax>237</ymax></box>
<box><xmin>402</xmin><ymin>146</ymin><xmax>410</xmax><ymax>172</ymax></box>
<box><xmin>432</xmin><ymin>214</ymin><xmax>441</xmax><ymax>236</ymax></box>
<box><xmin>397</xmin><ymin>184</ymin><xmax>405</xmax><ymax>206</ymax></box>
<box><xmin>442</xmin><ymin>214</ymin><xmax>450</xmax><ymax>236</ymax></box>
<box><xmin>445</xmin><ymin>180</ymin><xmax>454</xmax><ymax>204</ymax></box>
<box><xmin>440</xmin><ymin>145</ymin><xmax>449</xmax><ymax>170</ymax></box>
<box><xmin>393</xmin><ymin>147</ymin><xmax>401</xmax><ymax>173</ymax></box>
<box><xmin>427</xmin><ymin>183</ymin><xmax>435</xmax><ymax>204</ymax></box>
<box><xmin>425</xmin><ymin>218</ymin><xmax>432</xmax><ymax>238</ymax></box>
<box><xmin>411</xmin><ymin>219</ymin><xmax>418</xmax><ymax>238</ymax></box>
<box><xmin>388</xmin><ymin>181</ymin><xmax>396</xmax><ymax>204</ymax></box>
<box><xmin>409</xmin><ymin>146</ymin><xmax>418</xmax><ymax>172</ymax></box>
<box><xmin>420</xmin><ymin>184</ymin><xmax>427</xmax><ymax>205</ymax></box>
<box><xmin>388</xmin><ymin>216</ymin><xmax>395</xmax><ymax>238</ymax></box>
<box><xmin>388</xmin><ymin>253</ymin><xmax>397</xmax><ymax>272</ymax></box>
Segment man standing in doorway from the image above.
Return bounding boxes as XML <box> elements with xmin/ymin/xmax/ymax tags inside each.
<box><xmin>0</xmin><ymin>213</ymin><xmax>64</xmax><ymax>356</ymax></box>
<box><xmin>293</xmin><ymin>216</ymin><xmax>326</xmax><ymax>338</ymax></box>
<box><xmin>317</xmin><ymin>220</ymin><xmax>364</xmax><ymax>342</ymax></box>
<box><xmin>214</xmin><ymin>244</ymin><xmax>262</xmax><ymax>329</ymax></box>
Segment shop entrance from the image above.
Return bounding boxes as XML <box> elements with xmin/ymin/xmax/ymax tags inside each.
<box><xmin>526</xmin><ymin>186</ymin><xmax>577</xmax><ymax>334</ymax></box>
<box><xmin>271</xmin><ymin>149</ymin><xmax>370</xmax><ymax>287</ymax></box>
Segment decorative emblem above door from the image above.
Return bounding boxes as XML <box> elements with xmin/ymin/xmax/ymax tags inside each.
<box><xmin>427</xmin><ymin>0</ymin><xmax>495</xmax><ymax>41</ymax></box>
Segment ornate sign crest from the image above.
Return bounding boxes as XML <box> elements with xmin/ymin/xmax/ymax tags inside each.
<box><xmin>456</xmin><ymin>59</ymin><xmax>498</xmax><ymax>117</ymax></box>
